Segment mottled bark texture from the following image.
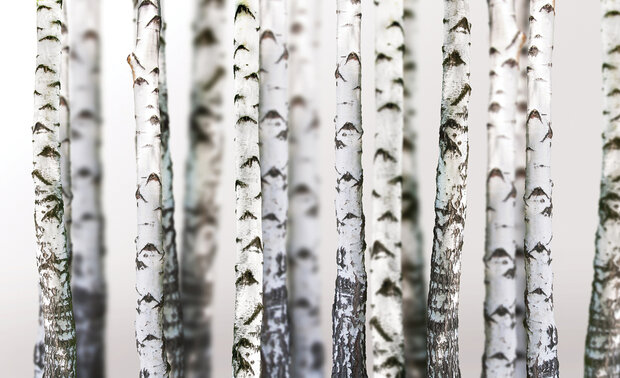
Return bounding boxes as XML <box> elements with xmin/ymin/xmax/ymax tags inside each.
<box><xmin>33</xmin><ymin>1</ymin><xmax>77</xmax><ymax>376</ymax></box>
<box><xmin>69</xmin><ymin>0</ymin><xmax>107</xmax><ymax>375</ymax></box>
<box><xmin>371</xmin><ymin>0</ymin><xmax>405</xmax><ymax>377</ymax></box>
<box><xmin>426</xmin><ymin>0</ymin><xmax>471</xmax><ymax>376</ymax></box>
<box><xmin>259</xmin><ymin>0</ymin><xmax>290</xmax><ymax>376</ymax></box>
<box><xmin>181</xmin><ymin>0</ymin><xmax>226</xmax><ymax>376</ymax></box>
<box><xmin>233</xmin><ymin>0</ymin><xmax>264</xmax><ymax>376</ymax></box>
<box><xmin>332</xmin><ymin>0</ymin><xmax>367</xmax><ymax>376</ymax></box>
<box><xmin>523</xmin><ymin>1</ymin><xmax>558</xmax><ymax>377</ymax></box>
<box><xmin>288</xmin><ymin>0</ymin><xmax>324</xmax><ymax>376</ymax></box>
<box><xmin>482</xmin><ymin>0</ymin><xmax>522</xmax><ymax>376</ymax></box>
<box><xmin>402</xmin><ymin>1</ymin><xmax>427</xmax><ymax>376</ymax></box>
<box><xmin>585</xmin><ymin>1</ymin><xmax>620</xmax><ymax>376</ymax></box>
<box><xmin>128</xmin><ymin>0</ymin><xmax>168</xmax><ymax>376</ymax></box>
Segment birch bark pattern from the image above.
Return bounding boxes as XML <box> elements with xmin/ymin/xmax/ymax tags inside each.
<box><xmin>585</xmin><ymin>2</ymin><xmax>620</xmax><ymax>376</ymax></box>
<box><xmin>332</xmin><ymin>0</ymin><xmax>367</xmax><ymax>376</ymax></box>
<box><xmin>288</xmin><ymin>0</ymin><xmax>324</xmax><ymax>376</ymax></box>
<box><xmin>233</xmin><ymin>1</ymin><xmax>264</xmax><ymax>376</ymax></box>
<box><xmin>402</xmin><ymin>1</ymin><xmax>427</xmax><ymax>376</ymax></box>
<box><xmin>523</xmin><ymin>1</ymin><xmax>558</xmax><ymax>376</ymax></box>
<box><xmin>371</xmin><ymin>0</ymin><xmax>404</xmax><ymax>376</ymax></box>
<box><xmin>128</xmin><ymin>0</ymin><xmax>168</xmax><ymax>375</ymax></box>
<box><xmin>33</xmin><ymin>1</ymin><xmax>77</xmax><ymax>376</ymax></box>
<box><xmin>181</xmin><ymin>0</ymin><xmax>226</xmax><ymax>376</ymax></box>
<box><xmin>69</xmin><ymin>0</ymin><xmax>107</xmax><ymax>374</ymax></box>
<box><xmin>259</xmin><ymin>0</ymin><xmax>290</xmax><ymax>375</ymax></box>
<box><xmin>482</xmin><ymin>0</ymin><xmax>522</xmax><ymax>375</ymax></box>
<box><xmin>426</xmin><ymin>1</ymin><xmax>471</xmax><ymax>376</ymax></box>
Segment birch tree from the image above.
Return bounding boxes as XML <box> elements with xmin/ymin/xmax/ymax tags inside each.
<box><xmin>259</xmin><ymin>0</ymin><xmax>290</xmax><ymax>375</ymax></box>
<box><xmin>585</xmin><ymin>1</ymin><xmax>620</xmax><ymax>376</ymax></box>
<box><xmin>181</xmin><ymin>0</ymin><xmax>226</xmax><ymax>375</ymax></box>
<box><xmin>233</xmin><ymin>1</ymin><xmax>264</xmax><ymax>376</ymax></box>
<box><xmin>32</xmin><ymin>0</ymin><xmax>77</xmax><ymax>376</ymax></box>
<box><xmin>402</xmin><ymin>1</ymin><xmax>426</xmax><ymax>376</ymax></box>
<box><xmin>523</xmin><ymin>1</ymin><xmax>558</xmax><ymax>376</ymax></box>
<box><xmin>69</xmin><ymin>0</ymin><xmax>107</xmax><ymax>374</ymax></box>
<box><xmin>332</xmin><ymin>0</ymin><xmax>367</xmax><ymax>376</ymax></box>
<box><xmin>371</xmin><ymin>0</ymin><xmax>404</xmax><ymax>376</ymax></box>
<box><xmin>288</xmin><ymin>0</ymin><xmax>324</xmax><ymax>376</ymax></box>
<box><xmin>128</xmin><ymin>0</ymin><xmax>168</xmax><ymax>375</ymax></box>
<box><xmin>426</xmin><ymin>0</ymin><xmax>471</xmax><ymax>375</ymax></box>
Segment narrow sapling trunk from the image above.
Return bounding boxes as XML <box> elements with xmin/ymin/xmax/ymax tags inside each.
<box><xmin>181</xmin><ymin>0</ymin><xmax>226</xmax><ymax>375</ymax></box>
<box><xmin>232</xmin><ymin>0</ymin><xmax>264</xmax><ymax>376</ymax></box>
<box><xmin>32</xmin><ymin>0</ymin><xmax>77</xmax><ymax>376</ymax></box>
<box><xmin>128</xmin><ymin>0</ymin><xmax>168</xmax><ymax>375</ymax></box>
<box><xmin>585</xmin><ymin>1</ymin><xmax>620</xmax><ymax>376</ymax></box>
<box><xmin>523</xmin><ymin>1</ymin><xmax>558</xmax><ymax>376</ymax></box>
<box><xmin>332</xmin><ymin>0</ymin><xmax>367</xmax><ymax>376</ymax></box>
<box><xmin>371</xmin><ymin>0</ymin><xmax>404</xmax><ymax>376</ymax></box>
<box><xmin>426</xmin><ymin>0</ymin><xmax>471</xmax><ymax>376</ymax></box>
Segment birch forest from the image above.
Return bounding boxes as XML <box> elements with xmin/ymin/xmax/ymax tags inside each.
<box><xmin>7</xmin><ymin>0</ymin><xmax>620</xmax><ymax>376</ymax></box>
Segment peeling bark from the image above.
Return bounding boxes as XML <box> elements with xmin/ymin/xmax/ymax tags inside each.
<box><xmin>425</xmin><ymin>1</ymin><xmax>471</xmax><ymax>376</ymax></box>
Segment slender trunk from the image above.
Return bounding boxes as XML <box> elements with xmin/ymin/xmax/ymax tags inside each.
<box><xmin>288</xmin><ymin>0</ymin><xmax>323</xmax><ymax>376</ymax></box>
<box><xmin>332</xmin><ymin>0</ymin><xmax>367</xmax><ymax>376</ymax></box>
<box><xmin>181</xmin><ymin>0</ymin><xmax>226</xmax><ymax>376</ymax></box>
<box><xmin>585</xmin><ymin>1</ymin><xmax>620</xmax><ymax>376</ymax></box>
<box><xmin>523</xmin><ymin>1</ymin><xmax>558</xmax><ymax>376</ymax></box>
<box><xmin>33</xmin><ymin>1</ymin><xmax>77</xmax><ymax>376</ymax></box>
<box><xmin>259</xmin><ymin>0</ymin><xmax>290</xmax><ymax>376</ymax></box>
<box><xmin>425</xmin><ymin>1</ymin><xmax>471</xmax><ymax>376</ymax></box>
<box><xmin>128</xmin><ymin>0</ymin><xmax>168</xmax><ymax>375</ymax></box>
<box><xmin>482</xmin><ymin>1</ymin><xmax>522</xmax><ymax>376</ymax></box>
<box><xmin>69</xmin><ymin>0</ymin><xmax>107</xmax><ymax>374</ymax></box>
<box><xmin>371</xmin><ymin>0</ymin><xmax>404</xmax><ymax>376</ymax></box>
<box><xmin>232</xmin><ymin>1</ymin><xmax>263</xmax><ymax>376</ymax></box>
<box><xmin>402</xmin><ymin>1</ymin><xmax>427</xmax><ymax>376</ymax></box>
<box><xmin>158</xmin><ymin>7</ymin><xmax>184</xmax><ymax>377</ymax></box>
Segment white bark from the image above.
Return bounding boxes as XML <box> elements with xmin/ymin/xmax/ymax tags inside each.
<box><xmin>181</xmin><ymin>0</ymin><xmax>226</xmax><ymax>376</ymax></box>
<box><xmin>259</xmin><ymin>0</ymin><xmax>290</xmax><ymax>376</ymax></box>
<box><xmin>371</xmin><ymin>0</ymin><xmax>404</xmax><ymax>376</ymax></box>
<box><xmin>33</xmin><ymin>1</ymin><xmax>77</xmax><ymax>376</ymax></box>
<box><xmin>402</xmin><ymin>1</ymin><xmax>426</xmax><ymax>376</ymax></box>
<box><xmin>233</xmin><ymin>1</ymin><xmax>263</xmax><ymax>376</ymax></box>
<box><xmin>128</xmin><ymin>0</ymin><xmax>168</xmax><ymax>375</ymax></box>
<box><xmin>585</xmin><ymin>2</ymin><xmax>620</xmax><ymax>376</ymax></box>
<box><xmin>523</xmin><ymin>1</ymin><xmax>558</xmax><ymax>376</ymax></box>
<box><xmin>69</xmin><ymin>0</ymin><xmax>107</xmax><ymax>374</ymax></box>
<box><xmin>426</xmin><ymin>1</ymin><xmax>471</xmax><ymax>376</ymax></box>
<box><xmin>332</xmin><ymin>0</ymin><xmax>367</xmax><ymax>376</ymax></box>
<box><xmin>482</xmin><ymin>1</ymin><xmax>522</xmax><ymax>376</ymax></box>
<box><xmin>288</xmin><ymin>0</ymin><xmax>324</xmax><ymax>376</ymax></box>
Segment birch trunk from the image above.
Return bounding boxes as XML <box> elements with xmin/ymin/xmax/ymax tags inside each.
<box><xmin>158</xmin><ymin>8</ymin><xmax>184</xmax><ymax>377</ymax></box>
<box><xmin>523</xmin><ymin>1</ymin><xmax>558</xmax><ymax>376</ymax></box>
<box><xmin>233</xmin><ymin>1</ymin><xmax>264</xmax><ymax>376</ymax></box>
<box><xmin>332</xmin><ymin>0</ymin><xmax>367</xmax><ymax>376</ymax></box>
<box><xmin>371</xmin><ymin>0</ymin><xmax>404</xmax><ymax>376</ymax></box>
<box><xmin>584</xmin><ymin>2</ymin><xmax>620</xmax><ymax>376</ymax></box>
<box><xmin>402</xmin><ymin>1</ymin><xmax>427</xmax><ymax>376</ymax></box>
<box><xmin>33</xmin><ymin>1</ymin><xmax>77</xmax><ymax>376</ymax></box>
<box><xmin>181</xmin><ymin>0</ymin><xmax>226</xmax><ymax>376</ymax></box>
<box><xmin>426</xmin><ymin>0</ymin><xmax>471</xmax><ymax>376</ymax></box>
<box><xmin>128</xmin><ymin>0</ymin><xmax>168</xmax><ymax>375</ymax></box>
<box><xmin>288</xmin><ymin>0</ymin><xmax>324</xmax><ymax>376</ymax></box>
<box><xmin>259</xmin><ymin>0</ymin><xmax>290</xmax><ymax>376</ymax></box>
<box><xmin>482</xmin><ymin>1</ymin><xmax>522</xmax><ymax>376</ymax></box>
<box><xmin>69</xmin><ymin>0</ymin><xmax>107</xmax><ymax>374</ymax></box>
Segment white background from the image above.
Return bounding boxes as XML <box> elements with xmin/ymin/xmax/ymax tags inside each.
<box><xmin>0</xmin><ymin>0</ymin><xmax>600</xmax><ymax>376</ymax></box>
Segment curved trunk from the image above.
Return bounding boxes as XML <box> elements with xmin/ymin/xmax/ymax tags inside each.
<box><xmin>425</xmin><ymin>1</ymin><xmax>471</xmax><ymax>376</ymax></box>
<box><xmin>332</xmin><ymin>0</ymin><xmax>367</xmax><ymax>376</ymax></box>
<box><xmin>523</xmin><ymin>1</ymin><xmax>558</xmax><ymax>376</ymax></box>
